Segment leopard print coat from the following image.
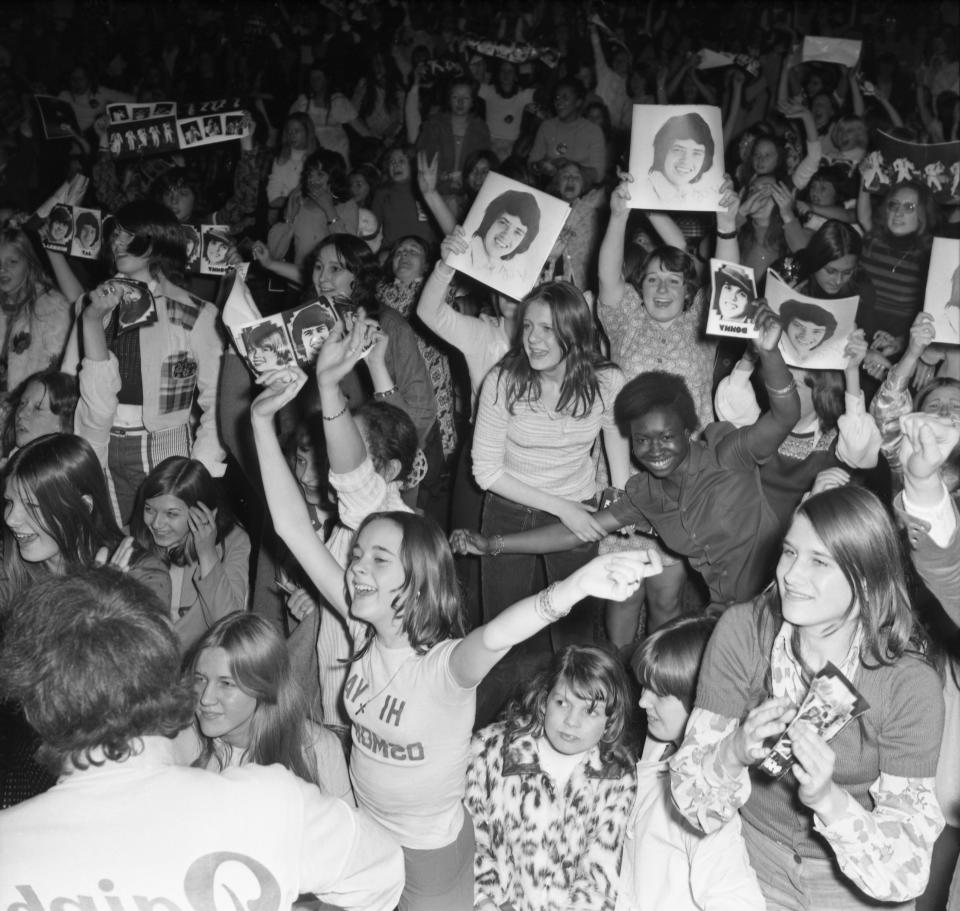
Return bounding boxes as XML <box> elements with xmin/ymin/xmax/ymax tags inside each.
<box><xmin>465</xmin><ymin>721</ymin><xmax>636</xmax><ymax>911</ymax></box>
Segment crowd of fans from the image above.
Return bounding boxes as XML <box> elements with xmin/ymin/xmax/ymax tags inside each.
<box><xmin>0</xmin><ymin>0</ymin><xmax>959</xmax><ymax>909</ymax></box>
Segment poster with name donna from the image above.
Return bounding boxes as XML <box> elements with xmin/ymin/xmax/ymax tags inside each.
<box><xmin>705</xmin><ymin>259</ymin><xmax>759</xmax><ymax>339</ymax></box>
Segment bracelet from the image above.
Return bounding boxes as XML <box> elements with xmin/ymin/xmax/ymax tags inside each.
<box><xmin>488</xmin><ymin>534</ymin><xmax>503</xmax><ymax>557</ymax></box>
<box><xmin>716</xmin><ymin>228</ymin><xmax>737</xmax><ymax>240</ymax></box>
<box><xmin>534</xmin><ymin>582</ymin><xmax>571</xmax><ymax>624</ymax></box>
<box><xmin>327</xmin><ymin>216</ymin><xmax>341</xmax><ymax>225</ymax></box>
<box><xmin>765</xmin><ymin>381</ymin><xmax>797</xmax><ymax>397</ymax></box>
<box><xmin>322</xmin><ymin>403</ymin><xmax>348</xmax><ymax>421</ymax></box>
<box><xmin>373</xmin><ymin>385</ymin><xmax>398</xmax><ymax>400</ymax></box>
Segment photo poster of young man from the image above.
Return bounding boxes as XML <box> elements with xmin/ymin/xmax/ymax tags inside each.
<box><xmin>39</xmin><ymin>203</ymin><xmax>74</xmax><ymax>253</ymax></box>
<box><xmin>70</xmin><ymin>207</ymin><xmax>103</xmax><ymax>260</ymax></box>
<box><xmin>284</xmin><ymin>299</ymin><xmax>340</xmax><ymax>366</ymax></box>
<box><xmin>627</xmin><ymin>104</ymin><xmax>725</xmax><ymax>212</ymax></box>
<box><xmin>765</xmin><ymin>269</ymin><xmax>859</xmax><ymax>370</ymax></box>
<box><xmin>106</xmin><ymin>103</ymin><xmax>179</xmax><ymax>159</ymax></box>
<box><xmin>199</xmin><ymin>226</ymin><xmax>233</xmax><ymax>276</ymax></box>
<box><xmin>706</xmin><ymin>258</ymin><xmax>759</xmax><ymax>339</ymax></box>
<box><xmin>33</xmin><ymin>95</ymin><xmax>79</xmax><ymax>140</ymax></box>
<box><xmin>234</xmin><ymin>314</ymin><xmax>297</xmax><ymax>376</ymax></box>
<box><xmin>183</xmin><ymin>224</ymin><xmax>202</xmax><ymax>273</ymax></box>
<box><xmin>923</xmin><ymin>237</ymin><xmax>960</xmax><ymax>345</ymax></box>
<box><xmin>445</xmin><ymin>171</ymin><xmax>570</xmax><ymax>300</ymax></box>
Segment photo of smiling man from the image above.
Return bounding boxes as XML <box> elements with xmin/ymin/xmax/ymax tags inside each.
<box><xmin>447</xmin><ymin>173</ymin><xmax>571</xmax><ymax>299</ymax></box>
<box><xmin>628</xmin><ymin>105</ymin><xmax>725</xmax><ymax>211</ymax></box>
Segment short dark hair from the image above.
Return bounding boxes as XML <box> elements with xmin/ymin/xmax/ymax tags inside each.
<box><xmin>474</xmin><ymin>190</ymin><xmax>541</xmax><ymax>260</ymax></box>
<box><xmin>615</xmin><ymin>371</ymin><xmax>699</xmax><ymax>434</ymax></box>
<box><xmin>779</xmin><ymin>299</ymin><xmax>838</xmax><ymax>343</ymax></box>
<box><xmin>625</xmin><ymin>244</ymin><xmax>699</xmax><ymax>309</ymax></box>
<box><xmin>651</xmin><ymin>113</ymin><xmax>715</xmax><ymax>183</ymax></box>
<box><xmin>631</xmin><ymin>615</ymin><xmax>716</xmax><ymax>711</ymax></box>
<box><xmin>111</xmin><ymin>199</ymin><xmax>188</xmax><ymax>286</ymax></box>
<box><xmin>75</xmin><ymin>211</ymin><xmax>100</xmax><ymax>241</ymax></box>
<box><xmin>0</xmin><ymin>567</ymin><xmax>192</xmax><ymax>774</ymax></box>
<box><xmin>301</xmin><ymin>148</ymin><xmax>350</xmax><ymax>202</ymax></box>
<box><xmin>355</xmin><ymin>400</ymin><xmax>418</xmax><ymax>480</ymax></box>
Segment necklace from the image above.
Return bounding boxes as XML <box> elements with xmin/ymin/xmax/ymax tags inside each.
<box><xmin>355</xmin><ymin>650</ymin><xmax>415</xmax><ymax>716</ymax></box>
<box><xmin>889</xmin><ymin>247</ymin><xmax>914</xmax><ymax>273</ymax></box>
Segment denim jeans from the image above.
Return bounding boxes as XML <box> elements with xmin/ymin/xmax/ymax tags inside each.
<box><xmin>480</xmin><ymin>491</ymin><xmax>599</xmax><ymax>651</ymax></box>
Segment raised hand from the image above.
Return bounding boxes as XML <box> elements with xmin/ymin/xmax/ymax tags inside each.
<box><xmin>752</xmin><ymin>303</ymin><xmax>783</xmax><ymax>352</ymax></box>
<box><xmin>188</xmin><ymin>502</ymin><xmax>219</xmax><ymax>558</ymax></box>
<box><xmin>440</xmin><ymin>226</ymin><xmax>469</xmax><ymax>264</ymax></box>
<box><xmin>610</xmin><ymin>171</ymin><xmax>634</xmax><ymax>217</ymax></box>
<box><xmin>726</xmin><ymin>697</ymin><xmax>796</xmax><ymax>768</ymax></box>
<box><xmin>315</xmin><ymin>317</ymin><xmax>374</xmax><ymax>390</ymax></box>
<box><xmin>417</xmin><ymin>151</ymin><xmax>440</xmax><ymax>196</ymax></box>
<box><xmin>843</xmin><ymin>328</ymin><xmax>868</xmax><ymax>370</ymax></box>
<box><xmin>900</xmin><ymin>413</ymin><xmax>960</xmax><ymax>482</ymax></box>
<box><xmin>570</xmin><ymin>550</ymin><xmax>663</xmax><ymax>602</ymax></box>
<box><xmin>251</xmin><ymin>366</ymin><xmax>308</xmax><ymax>419</ymax></box>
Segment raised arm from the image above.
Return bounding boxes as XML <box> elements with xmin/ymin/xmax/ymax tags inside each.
<box><xmin>449</xmin><ymin>550</ymin><xmax>661</xmax><ymax>686</ymax></box>
<box><xmin>598</xmin><ymin>175</ymin><xmax>631</xmax><ymax>309</ymax></box>
<box><xmin>250</xmin><ymin>369</ymin><xmax>350</xmax><ymax>618</ymax></box>
<box><xmin>737</xmin><ymin>306</ymin><xmax>801</xmax><ymax>460</ymax></box>
<box><xmin>416</xmin><ymin>151</ymin><xmax>457</xmax><ymax>236</ymax></box>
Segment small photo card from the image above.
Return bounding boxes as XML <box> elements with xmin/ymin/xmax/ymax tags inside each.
<box><xmin>236</xmin><ymin>315</ymin><xmax>297</xmax><ymax>375</ymax></box>
<box><xmin>69</xmin><ymin>208</ymin><xmax>103</xmax><ymax>260</ymax></box>
<box><xmin>706</xmin><ymin>259</ymin><xmax>759</xmax><ymax>339</ymax></box>
<box><xmin>923</xmin><ymin>237</ymin><xmax>960</xmax><ymax>345</ymax></box>
<box><xmin>199</xmin><ymin>225</ymin><xmax>233</xmax><ymax>276</ymax></box>
<box><xmin>766</xmin><ymin>270</ymin><xmax>858</xmax><ymax>370</ymax></box>
<box><xmin>39</xmin><ymin>203</ymin><xmax>74</xmax><ymax>253</ymax></box>
<box><xmin>627</xmin><ymin>104</ymin><xmax>725</xmax><ymax>211</ymax></box>
<box><xmin>445</xmin><ymin>172</ymin><xmax>570</xmax><ymax>300</ymax></box>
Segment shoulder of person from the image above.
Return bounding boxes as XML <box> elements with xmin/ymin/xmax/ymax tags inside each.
<box><xmin>32</xmin><ymin>286</ymin><xmax>71</xmax><ymax>317</ymax></box>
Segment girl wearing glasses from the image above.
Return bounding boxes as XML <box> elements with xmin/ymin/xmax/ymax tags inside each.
<box><xmin>856</xmin><ymin>182</ymin><xmax>936</xmax><ymax>379</ymax></box>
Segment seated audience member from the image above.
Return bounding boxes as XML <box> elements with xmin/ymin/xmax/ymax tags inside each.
<box><xmin>0</xmin><ymin>567</ymin><xmax>403</xmax><ymax>909</ymax></box>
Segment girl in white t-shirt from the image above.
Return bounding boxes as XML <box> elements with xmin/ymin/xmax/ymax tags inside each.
<box><xmin>249</xmin><ymin>321</ymin><xmax>662</xmax><ymax>911</ymax></box>
<box><xmin>617</xmin><ymin>616</ymin><xmax>765</xmax><ymax>911</ymax></box>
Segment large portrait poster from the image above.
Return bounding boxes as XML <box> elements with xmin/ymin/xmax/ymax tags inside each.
<box><xmin>923</xmin><ymin>237</ymin><xmax>960</xmax><ymax>345</ymax></box>
<box><xmin>627</xmin><ymin>104</ymin><xmax>725</xmax><ymax>211</ymax></box>
<box><xmin>445</xmin><ymin>173</ymin><xmax>570</xmax><ymax>299</ymax></box>
<box><xmin>766</xmin><ymin>270</ymin><xmax>858</xmax><ymax>370</ymax></box>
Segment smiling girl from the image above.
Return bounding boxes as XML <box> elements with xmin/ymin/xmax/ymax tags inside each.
<box><xmin>250</xmin><ymin>362</ymin><xmax>660</xmax><ymax>911</ymax></box>
<box><xmin>130</xmin><ymin>456</ymin><xmax>249</xmax><ymax>649</ymax></box>
<box><xmin>670</xmin><ymin>487</ymin><xmax>945</xmax><ymax>908</ymax></box>
<box><xmin>471</xmin><ymin>280</ymin><xmax>630</xmax><ymax>648</ymax></box>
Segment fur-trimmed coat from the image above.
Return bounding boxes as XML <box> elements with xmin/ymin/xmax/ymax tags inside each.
<box><xmin>0</xmin><ymin>284</ymin><xmax>71</xmax><ymax>394</ymax></box>
<box><xmin>465</xmin><ymin>721</ymin><xmax>635</xmax><ymax>911</ymax></box>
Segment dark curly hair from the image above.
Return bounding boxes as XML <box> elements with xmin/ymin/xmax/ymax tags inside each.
<box><xmin>614</xmin><ymin>371</ymin><xmax>699</xmax><ymax>435</ymax></box>
<box><xmin>306</xmin><ymin>233</ymin><xmax>382</xmax><ymax>315</ymax></box>
<box><xmin>300</xmin><ymin>148</ymin><xmax>351</xmax><ymax>203</ymax></box>
<box><xmin>0</xmin><ymin>567</ymin><xmax>192</xmax><ymax>774</ymax></box>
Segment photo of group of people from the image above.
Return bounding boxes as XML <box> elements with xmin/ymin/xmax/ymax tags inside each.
<box><xmin>627</xmin><ymin>104</ymin><xmax>726</xmax><ymax>211</ymax></box>
<box><xmin>860</xmin><ymin>131</ymin><xmax>960</xmax><ymax>204</ymax></box>
<box><xmin>765</xmin><ymin>269</ymin><xmax>859</xmax><ymax>370</ymax></box>
<box><xmin>105</xmin><ymin>101</ymin><xmax>250</xmax><ymax>158</ymax></box>
<box><xmin>38</xmin><ymin>204</ymin><xmax>103</xmax><ymax>259</ymax></box>
<box><xmin>445</xmin><ymin>172</ymin><xmax>570</xmax><ymax>299</ymax></box>
<box><xmin>231</xmin><ymin>299</ymin><xmax>341</xmax><ymax>375</ymax></box>
<box><xmin>705</xmin><ymin>259</ymin><xmax>759</xmax><ymax>339</ymax></box>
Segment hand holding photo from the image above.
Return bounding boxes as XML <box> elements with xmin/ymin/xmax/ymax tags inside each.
<box><xmin>706</xmin><ymin>259</ymin><xmax>759</xmax><ymax>338</ymax></box>
<box><xmin>239</xmin><ymin>317</ymin><xmax>296</xmax><ymax>375</ymax></box>
<box><xmin>444</xmin><ymin>172</ymin><xmax>571</xmax><ymax>299</ymax></box>
<box><xmin>627</xmin><ymin>105</ymin><xmax>725</xmax><ymax>211</ymax></box>
<box><xmin>765</xmin><ymin>270</ymin><xmax>859</xmax><ymax>370</ymax></box>
<box><xmin>923</xmin><ymin>237</ymin><xmax>960</xmax><ymax>345</ymax></box>
<box><xmin>112</xmin><ymin>279</ymin><xmax>157</xmax><ymax>334</ymax></box>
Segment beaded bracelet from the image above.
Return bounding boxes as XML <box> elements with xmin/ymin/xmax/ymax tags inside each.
<box><xmin>534</xmin><ymin>582</ymin><xmax>570</xmax><ymax>624</ymax></box>
<box><xmin>323</xmin><ymin>403</ymin><xmax>348</xmax><ymax>421</ymax></box>
<box><xmin>716</xmin><ymin>228</ymin><xmax>738</xmax><ymax>240</ymax></box>
<box><xmin>374</xmin><ymin>385</ymin><xmax>399</xmax><ymax>400</ymax></box>
<box><xmin>488</xmin><ymin>534</ymin><xmax>504</xmax><ymax>557</ymax></box>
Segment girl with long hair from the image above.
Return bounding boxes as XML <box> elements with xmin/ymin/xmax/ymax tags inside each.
<box><xmin>670</xmin><ymin>486</ymin><xmax>945</xmax><ymax>908</ymax></box>
<box><xmin>130</xmin><ymin>456</ymin><xmax>249</xmax><ymax>650</ymax></box>
<box><xmin>1</xmin><ymin>370</ymin><xmax>77</xmax><ymax>460</ymax></box>
<box><xmin>471</xmin><ymin>280</ymin><xmax>631</xmax><ymax>648</ymax></box>
<box><xmin>1</xmin><ymin>433</ymin><xmax>168</xmax><ymax>613</ymax></box>
<box><xmin>0</xmin><ymin>229</ymin><xmax>71</xmax><ymax>406</ymax></box>
<box><xmin>465</xmin><ymin>646</ymin><xmax>637</xmax><ymax>911</ymax></box>
<box><xmin>250</xmin><ymin>360</ymin><xmax>660</xmax><ymax>911</ymax></box>
<box><xmin>266</xmin><ymin>112</ymin><xmax>318</xmax><ymax>214</ymax></box>
<box><xmin>183</xmin><ymin>613</ymin><xmax>352</xmax><ymax>802</ymax></box>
